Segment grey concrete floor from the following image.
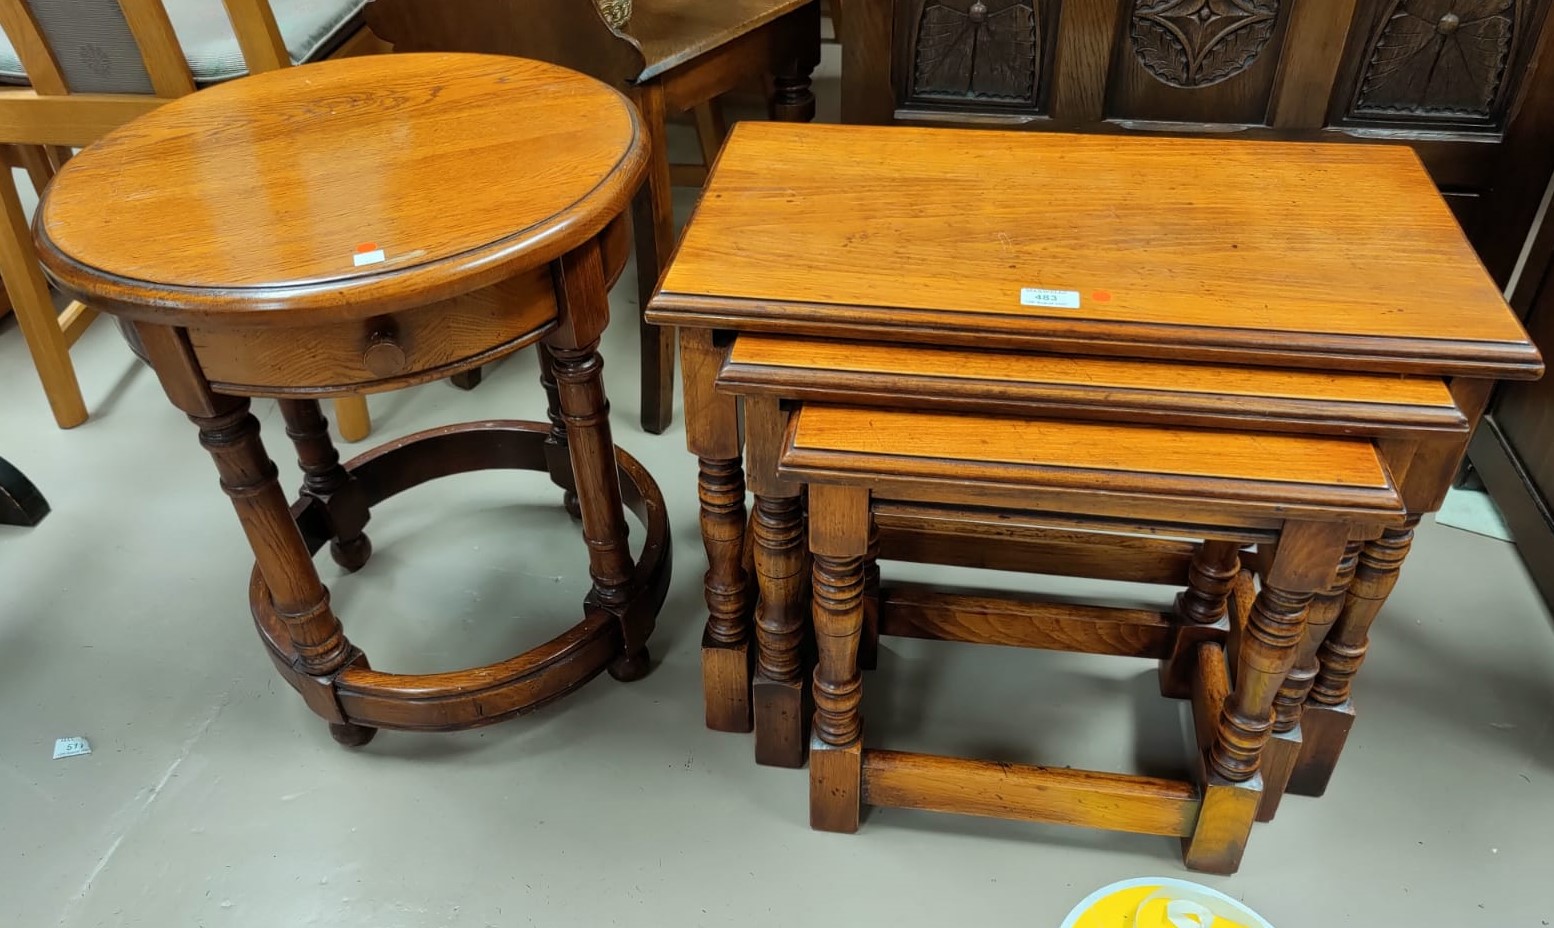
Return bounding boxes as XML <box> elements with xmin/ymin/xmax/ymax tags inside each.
<box><xmin>4</xmin><ymin>43</ymin><xmax>1554</xmax><ymax>928</ymax></box>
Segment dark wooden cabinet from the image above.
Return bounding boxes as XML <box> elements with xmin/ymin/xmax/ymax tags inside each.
<box><xmin>838</xmin><ymin>0</ymin><xmax>1554</xmax><ymax>284</ymax></box>
<box><xmin>1476</xmin><ymin>212</ymin><xmax>1554</xmax><ymax>611</ymax></box>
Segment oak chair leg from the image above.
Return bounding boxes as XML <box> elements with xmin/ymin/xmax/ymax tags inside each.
<box><xmin>333</xmin><ymin>395</ymin><xmax>371</xmax><ymax>443</ymax></box>
<box><xmin>0</xmin><ymin>171</ymin><xmax>87</xmax><ymax>428</ymax></box>
<box><xmin>1288</xmin><ymin>521</ymin><xmax>1416</xmax><ymax>797</ymax></box>
<box><xmin>1185</xmin><ymin>520</ymin><xmax>1347</xmax><ymax>874</ymax></box>
<box><xmin>449</xmin><ymin>367</ymin><xmax>482</xmax><ymax>390</ymax></box>
<box><xmin>538</xmin><ymin>345</ymin><xmax>582</xmax><ymax>519</ymax></box>
<box><xmin>12</xmin><ymin>144</ymin><xmax>56</xmax><ymax>195</ymax></box>
<box><xmin>1161</xmin><ymin>540</ymin><xmax>1239</xmax><ymax>698</ymax></box>
<box><xmin>631</xmin><ymin>83</ymin><xmax>676</xmax><ymax>436</ymax></box>
<box><xmin>278</xmin><ymin>399</ymin><xmax>373</xmax><ymax>572</ymax></box>
<box><xmin>1258</xmin><ymin>538</ymin><xmax>1361</xmax><ymax>820</ymax></box>
<box><xmin>809</xmin><ymin>483</ymin><xmax>869</xmax><ymax>833</ymax></box>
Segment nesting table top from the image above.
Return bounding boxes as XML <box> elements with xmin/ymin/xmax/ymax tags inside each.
<box><xmin>649</xmin><ymin>123</ymin><xmax>1541</xmax><ymax>379</ymax></box>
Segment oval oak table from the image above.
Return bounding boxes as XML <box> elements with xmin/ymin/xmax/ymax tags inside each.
<box><xmin>36</xmin><ymin>54</ymin><xmax>671</xmax><ymax>746</ymax></box>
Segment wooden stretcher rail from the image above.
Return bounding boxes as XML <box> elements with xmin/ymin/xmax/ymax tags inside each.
<box><xmin>879</xmin><ymin>582</ymin><xmax>1175</xmax><ymax>659</ymax></box>
<box><xmin>861</xmin><ymin>749</ymin><xmax>1202</xmax><ymax>838</ymax></box>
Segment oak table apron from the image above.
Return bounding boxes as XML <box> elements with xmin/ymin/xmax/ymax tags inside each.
<box><xmin>35</xmin><ymin>53</ymin><xmax>672</xmax><ymax>745</ymax></box>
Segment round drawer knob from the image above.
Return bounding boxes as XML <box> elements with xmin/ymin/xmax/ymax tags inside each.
<box><xmin>362</xmin><ymin>323</ymin><xmax>407</xmax><ymax>378</ymax></box>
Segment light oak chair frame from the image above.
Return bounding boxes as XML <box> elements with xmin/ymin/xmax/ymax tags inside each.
<box><xmin>0</xmin><ymin>0</ymin><xmax>380</xmax><ymax>436</ymax></box>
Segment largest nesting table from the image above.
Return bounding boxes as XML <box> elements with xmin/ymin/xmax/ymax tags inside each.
<box><xmin>645</xmin><ymin>123</ymin><xmax>1542</xmax><ymax>800</ymax></box>
<box><xmin>36</xmin><ymin>54</ymin><xmax>671</xmax><ymax>745</ymax></box>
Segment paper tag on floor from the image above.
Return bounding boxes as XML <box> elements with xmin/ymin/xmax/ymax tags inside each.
<box><xmin>52</xmin><ymin>736</ymin><xmax>91</xmax><ymax>759</ymax></box>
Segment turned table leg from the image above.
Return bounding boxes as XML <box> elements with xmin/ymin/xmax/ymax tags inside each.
<box><xmin>135</xmin><ymin>324</ymin><xmax>370</xmax><ymax>746</ymax></box>
<box><xmin>746</xmin><ymin>395</ymin><xmax>808</xmax><ymax>766</ymax></box>
<box><xmin>1161</xmin><ymin>540</ymin><xmax>1240</xmax><ymax>698</ymax></box>
<box><xmin>547</xmin><ymin>339</ymin><xmax>647</xmax><ymax>680</ymax></box>
<box><xmin>770</xmin><ymin>1</ymin><xmax>821</xmax><ymax>123</ymax></box>
<box><xmin>203</xmin><ymin>400</ymin><xmax>369</xmax><ymax>746</ymax></box>
<box><xmin>1258</xmin><ymin>538</ymin><xmax>1362</xmax><ymax>820</ymax></box>
<box><xmin>681</xmin><ymin>327</ymin><xmax>753</xmax><ymax>731</ymax></box>
<box><xmin>809</xmin><ymin>483</ymin><xmax>869</xmax><ymax>833</ymax></box>
<box><xmin>538</xmin><ymin>345</ymin><xmax>582</xmax><ymax>519</ymax></box>
<box><xmin>1185</xmin><ymin>520</ymin><xmax>1347</xmax><ymax>873</ymax></box>
<box><xmin>278</xmin><ymin>399</ymin><xmax>372</xmax><ymax>572</ymax></box>
<box><xmin>548</xmin><ymin>240</ymin><xmax>651</xmax><ymax>680</ymax></box>
<box><xmin>1288</xmin><ymin>520</ymin><xmax>1417</xmax><ymax>797</ymax></box>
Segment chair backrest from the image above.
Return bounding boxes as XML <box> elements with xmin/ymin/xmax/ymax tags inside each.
<box><xmin>363</xmin><ymin>0</ymin><xmax>646</xmax><ymax>89</ymax></box>
<box><xmin>0</xmin><ymin>0</ymin><xmax>289</xmax><ymax>99</ymax></box>
<box><xmin>0</xmin><ymin>0</ymin><xmax>291</xmax><ymax>145</ymax></box>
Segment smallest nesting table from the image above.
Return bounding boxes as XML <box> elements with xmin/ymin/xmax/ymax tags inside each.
<box><xmin>36</xmin><ymin>54</ymin><xmax>671</xmax><ymax>744</ymax></box>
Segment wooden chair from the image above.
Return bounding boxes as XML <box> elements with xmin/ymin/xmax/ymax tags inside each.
<box><xmin>363</xmin><ymin>0</ymin><xmax>823</xmax><ymax>434</ymax></box>
<box><xmin>0</xmin><ymin>0</ymin><xmax>381</xmax><ymax>437</ymax></box>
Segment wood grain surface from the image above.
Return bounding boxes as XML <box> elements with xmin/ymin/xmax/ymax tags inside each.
<box><xmin>789</xmin><ymin>406</ymin><xmax>1391</xmax><ymax>487</ymax></box>
<box><xmin>729</xmin><ymin>336</ymin><xmax>1457</xmax><ymax>405</ymax></box>
<box><xmin>36</xmin><ymin>53</ymin><xmax>646</xmax><ymax>324</ymax></box>
<box><xmin>652</xmin><ymin>123</ymin><xmax>1541</xmax><ymax>378</ymax></box>
<box><xmin>721</xmin><ymin>335</ymin><xmax>1469</xmax><ymax>435</ymax></box>
<box><xmin>861</xmin><ymin>750</ymin><xmax>1201</xmax><ymax>838</ymax></box>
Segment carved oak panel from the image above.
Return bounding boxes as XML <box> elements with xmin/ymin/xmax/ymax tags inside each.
<box><xmin>1131</xmin><ymin>0</ymin><xmax>1280</xmax><ymax>88</ymax></box>
<box><xmin>905</xmin><ymin>0</ymin><xmax>1044</xmax><ymax>107</ymax></box>
<box><xmin>1352</xmin><ymin>0</ymin><xmax>1516</xmax><ymax>118</ymax></box>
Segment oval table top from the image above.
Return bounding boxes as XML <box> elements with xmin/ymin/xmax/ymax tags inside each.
<box><xmin>36</xmin><ymin>53</ymin><xmax>646</xmax><ymax>327</ymax></box>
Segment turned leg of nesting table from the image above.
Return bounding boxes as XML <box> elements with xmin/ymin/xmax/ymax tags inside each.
<box><xmin>746</xmin><ymin>395</ymin><xmax>809</xmax><ymax>767</ymax></box>
<box><xmin>681</xmin><ymin>327</ymin><xmax>753</xmax><ymax>732</ymax></box>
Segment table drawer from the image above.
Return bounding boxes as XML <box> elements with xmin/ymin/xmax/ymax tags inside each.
<box><xmin>188</xmin><ymin>265</ymin><xmax>558</xmax><ymax>396</ymax></box>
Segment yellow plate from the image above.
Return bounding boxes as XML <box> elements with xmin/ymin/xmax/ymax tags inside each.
<box><xmin>1061</xmin><ymin>877</ymin><xmax>1274</xmax><ymax>928</ymax></box>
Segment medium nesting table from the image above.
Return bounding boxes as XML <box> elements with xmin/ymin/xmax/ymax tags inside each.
<box><xmin>36</xmin><ymin>54</ymin><xmax>670</xmax><ymax>745</ymax></box>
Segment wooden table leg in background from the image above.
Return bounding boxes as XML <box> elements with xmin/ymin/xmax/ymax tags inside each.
<box><xmin>1161</xmin><ymin>540</ymin><xmax>1240</xmax><ymax>699</ymax></box>
<box><xmin>681</xmin><ymin>327</ymin><xmax>754</xmax><ymax>731</ymax></box>
<box><xmin>538</xmin><ymin>344</ymin><xmax>583</xmax><ymax>519</ymax></box>
<box><xmin>278</xmin><ymin>399</ymin><xmax>373</xmax><ymax>572</ymax></box>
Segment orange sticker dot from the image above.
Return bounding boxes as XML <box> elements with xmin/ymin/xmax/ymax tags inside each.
<box><xmin>1091</xmin><ymin>290</ymin><xmax>1112</xmax><ymax>302</ymax></box>
<box><xmin>355</xmin><ymin>242</ymin><xmax>379</xmax><ymax>254</ymax></box>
